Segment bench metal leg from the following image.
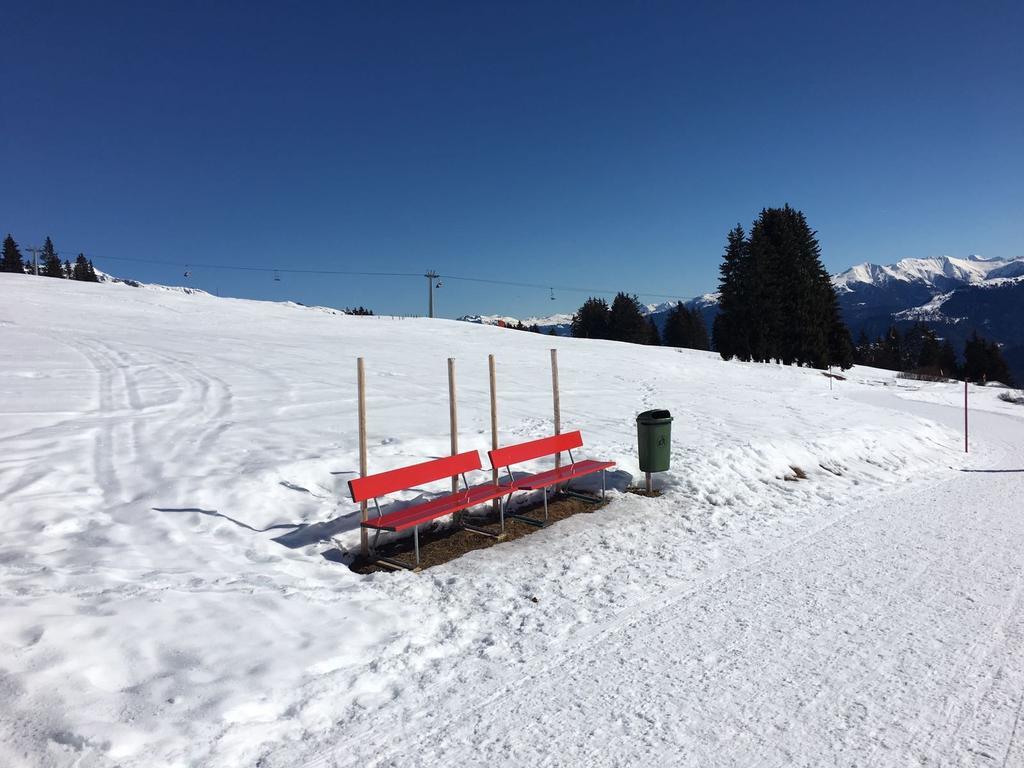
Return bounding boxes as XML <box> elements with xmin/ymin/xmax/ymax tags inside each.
<box><xmin>602</xmin><ymin>468</ymin><xmax>606</xmax><ymax>500</ymax></box>
<box><xmin>413</xmin><ymin>525</ymin><xmax>420</xmax><ymax>566</ymax></box>
<box><xmin>505</xmin><ymin>489</ymin><xmax>548</xmax><ymax>528</ymax></box>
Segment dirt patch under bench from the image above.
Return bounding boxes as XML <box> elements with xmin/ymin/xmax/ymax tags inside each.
<box><xmin>347</xmin><ymin>492</ymin><xmax>609</xmax><ymax>574</ymax></box>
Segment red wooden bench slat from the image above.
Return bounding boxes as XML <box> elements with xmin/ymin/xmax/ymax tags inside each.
<box><xmin>349</xmin><ymin>450</ymin><xmax>482</xmax><ymax>503</ymax></box>
<box><xmin>512</xmin><ymin>459</ymin><xmax>616</xmax><ymax>490</ymax></box>
<box><xmin>488</xmin><ymin>430</ymin><xmax>584</xmax><ymax>469</ymax></box>
<box><xmin>362</xmin><ymin>482</ymin><xmax>514</xmax><ymax>532</ymax></box>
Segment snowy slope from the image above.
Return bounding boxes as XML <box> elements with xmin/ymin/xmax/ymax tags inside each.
<box><xmin>2</xmin><ymin>273</ymin><xmax>1022</xmax><ymax>767</ymax></box>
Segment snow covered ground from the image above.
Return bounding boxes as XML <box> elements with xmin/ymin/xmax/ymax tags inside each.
<box><xmin>1</xmin><ymin>274</ymin><xmax>1022</xmax><ymax>767</ymax></box>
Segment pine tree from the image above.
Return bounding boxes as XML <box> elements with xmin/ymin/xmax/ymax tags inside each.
<box><xmin>853</xmin><ymin>330</ymin><xmax>872</xmax><ymax>366</ymax></box>
<box><xmin>965</xmin><ymin>332</ymin><xmax>1014</xmax><ymax>385</ymax></box>
<box><xmin>571</xmin><ymin>297</ymin><xmax>611</xmax><ymax>339</ymax></box>
<box><xmin>915</xmin><ymin>327</ymin><xmax>942</xmax><ymax>373</ymax></box>
<box><xmin>1</xmin><ymin>234</ymin><xmax>25</xmax><ymax>273</ymax></box>
<box><xmin>63</xmin><ymin>259</ymin><xmax>73</xmax><ymax>278</ymax></box>
<box><xmin>963</xmin><ymin>332</ymin><xmax>990</xmax><ymax>382</ymax></box>
<box><xmin>73</xmin><ymin>254</ymin><xmax>91</xmax><ymax>281</ymax></box>
<box><xmin>608</xmin><ymin>292</ymin><xmax>649</xmax><ymax>344</ymax></box>
<box><xmin>665</xmin><ymin>303</ymin><xmax>710</xmax><ymax>350</ymax></box>
<box><xmin>878</xmin><ymin>326</ymin><xmax>904</xmax><ymax>371</ymax></box>
<box><xmin>938</xmin><ymin>339</ymin><xmax>959</xmax><ymax>378</ymax></box>
<box><xmin>87</xmin><ymin>259</ymin><xmax>99</xmax><ymax>282</ymax></box>
<box><xmin>714</xmin><ymin>207</ymin><xmax>848</xmax><ymax>369</ymax></box>
<box><xmin>646</xmin><ymin>316</ymin><xmax>661</xmax><ymax>346</ymax></box>
<box><xmin>985</xmin><ymin>340</ymin><xmax>1013</xmax><ymax>385</ymax></box>
<box><xmin>712</xmin><ymin>225</ymin><xmax>750</xmax><ymax>360</ymax></box>
<box><xmin>40</xmin><ymin>237</ymin><xmax>62</xmax><ymax>278</ymax></box>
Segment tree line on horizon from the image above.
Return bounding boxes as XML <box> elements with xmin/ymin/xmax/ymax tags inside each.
<box><xmin>2</xmin><ymin>234</ymin><xmax>99</xmax><ymax>281</ymax></box>
<box><xmin>570</xmin><ymin>292</ymin><xmax>710</xmax><ymax>350</ymax></box>
<box><xmin>855</xmin><ymin>324</ymin><xmax>1013</xmax><ymax>385</ymax></box>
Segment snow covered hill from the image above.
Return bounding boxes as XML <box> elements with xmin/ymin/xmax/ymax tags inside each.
<box><xmin>2</xmin><ymin>273</ymin><xmax>1023</xmax><ymax>767</ymax></box>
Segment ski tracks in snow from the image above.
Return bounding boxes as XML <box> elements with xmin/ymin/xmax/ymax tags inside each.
<box><xmin>73</xmin><ymin>336</ymin><xmax>235</xmax><ymax>502</ymax></box>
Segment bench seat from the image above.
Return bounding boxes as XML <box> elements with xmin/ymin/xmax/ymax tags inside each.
<box><xmin>501</xmin><ymin>459</ymin><xmax>615</xmax><ymax>492</ymax></box>
<box><xmin>362</xmin><ymin>482</ymin><xmax>513</xmax><ymax>532</ymax></box>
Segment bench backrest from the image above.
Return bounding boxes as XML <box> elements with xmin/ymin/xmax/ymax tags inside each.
<box><xmin>349</xmin><ymin>450</ymin><xmax>482</xmax><ymax>503</ymax></box>
<box><xmin>488</xmin><ymin>430</ymin><xmax>584</xmax><ymax>469</ymax></box>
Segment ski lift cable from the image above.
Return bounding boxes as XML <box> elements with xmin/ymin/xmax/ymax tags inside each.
<box><xmin>71</xmin><ymin>252</ymin><xmax>694</xmax><ymax>301</ymax></box>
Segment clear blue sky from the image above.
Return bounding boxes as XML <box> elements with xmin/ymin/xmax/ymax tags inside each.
<box><xmin>3</xmin><ymin>1</ymin><xmax>1021</xmax><ymax>318</ymax></box>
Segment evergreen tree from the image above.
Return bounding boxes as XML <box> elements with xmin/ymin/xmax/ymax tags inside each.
<box><xmin>646</xmin><ymin>316</ymin><xmax>661</xmax><ymax>346</ymax></box>
<box><xmin>963</xmin><ymin>332</ymin><xmax>987</xmax><ymax>382</ymax></box>
<box><xmin>714</xmin><ymin>207</ymin><xmax>848</xmax><ymax>369</ymax></box>
<box><xmin>571</xmin><ymin>297</ymin><xmax>611</xmax><ymax>339</ymax></box>
<box><xmin>937</xmin><ymin>339</ymin><xmax>959</xmax><ymax>379</ymax></box>
<box><xmin>878</xmin><ymin>326</ymin><xmax>904</xmax><ymax>371</ymax></box>
<box><xmin>87</xmin><ymin>259</ymin><xmax>99</xmax><ymax>281</ymax></box>
<box><xmin>853</xmin><ymin>330</ymin><xmax>872</xmax><ymax>366</ymax></box>
<box><xmin>690</xmin><ymin>306</ymin><xmax>710</xmax><ymax>351</ymax></box>
<box><xmin>712</xmin><ymin>225</ymin><xmax>750</xmax><ymax>360</ymax></box>
<box><xmin>985</xmin><ymin>340</ymin><xmax>1013</xmax><ymax>385</ymax></box>
<box><xmin>915</xmin><ymin>327</ymin><xmax>942</xmax><ymax>373</ymax></box>
<box><xmin>73</xmin><ymin>254</ymin><xmax>91</xmax><ymax>281</ymax></box>
<box><xmin>665</xmin><ymin>303</ymin><xmax>710</xmax><ymax>350</ymax></box>
<box><xmin>608</xmin><ymin>292</ymin><xmax>649</xmax><ymax>344</ymax></box>
<box><xmin>1</xmin><ymin>234</ymin><xmax>25</xmax><ymax>273</ymax></box>
<box><xmin>964</xmin><ymin>332</ymin><xmax>1013</xmax><ymax>384</ymax></box>
<box><xmin>63</xmin><ymin>259</ymin><xmax>73</xmax><ymax>279</ymax></box>
<box><xmin>40</xmin><ymin>237</ymin><xmax>62</xmax><ymax>278</ymax></box>
<box><xmin>828</xmin><ymin>312</ymin><xmax>855</xmax><ymax>370</ymax></box>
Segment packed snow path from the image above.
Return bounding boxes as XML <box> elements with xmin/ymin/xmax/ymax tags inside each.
<box><xmin>298</xmin><ymin>406</ymin><xmax>1024</xmax><ymax>768</ymax></box>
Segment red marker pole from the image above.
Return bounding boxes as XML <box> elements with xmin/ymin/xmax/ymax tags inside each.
<box><xmin>964</xmin><ymin>379</ymin><xmax>968</xmax><ymax>454</ymax></box>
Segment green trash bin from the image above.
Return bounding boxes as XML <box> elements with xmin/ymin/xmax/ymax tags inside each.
<box><xmin>636</xmin><ymin>409</ymin><xmax>672</xmax><ymax>473</ymax></box>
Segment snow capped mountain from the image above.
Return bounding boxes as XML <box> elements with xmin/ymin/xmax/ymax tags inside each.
<box><xmin>833</xmin><ymin>254</ymin><xmax>1024</xmax><ymax>293</ymax></box>
<box><xmin>832</xmin><ymin>254</ymin><xmax>1024</xmax><ymax>383</ymax></box>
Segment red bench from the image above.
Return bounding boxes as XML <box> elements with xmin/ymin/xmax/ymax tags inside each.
<box><xmin>349</xmin><ymin>450</ymin><xmax>513</xmax><ymax>569</ymax></box>
<box><xmin>489</xmin><ymin>430</ymin><xmax>614</xmax><ymax>529</ymax></box>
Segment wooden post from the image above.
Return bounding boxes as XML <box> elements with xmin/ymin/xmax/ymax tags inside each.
<box><xmin>551</xmin><ymin>348</ymin><xmax>561</xmax><ymax>469</ymax></box>
<box><xmin>964</xmin><ymin>378</ymin><xmax>969</xmax><ymax>454</ymax></box>
<box><xmin>357</xmin><ymin>357</ymin><xmax>368</xmax><ymax>557</ymax></box>
<box><xmin>448</xmin><ymin>358</ymin><xmax>459</xmax><ymax>494</ymax></box>
<box><xmin>489</xmin><ymin>354</ymin><xmax>499</xmax><ymax>514</ymax></box>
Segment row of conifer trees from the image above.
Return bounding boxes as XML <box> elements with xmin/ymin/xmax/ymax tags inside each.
<box><xmin>2</xmin><ymin>234</ymin><xmax>99</xmax><ymax>281</ymax></box>
<box><xmin>855</xmin><ymin>324</ymin><xmax>1013</xmax><ymax>384</ymax></box>
<box><xmin>570</xmin><ymin>292</ymin><xmax>709</xmax><ymax>350</ymax></box>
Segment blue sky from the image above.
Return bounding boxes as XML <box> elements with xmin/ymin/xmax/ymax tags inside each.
<box><xmin>3</xmin><ymin>1</ymin><xmax>1022</xmax><ymax>318</ymax></box>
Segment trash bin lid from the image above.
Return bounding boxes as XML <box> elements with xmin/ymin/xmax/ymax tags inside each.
<box><xmin>637</xmin><ymin>409</ymin><xmax>672</xmax><ymax>422</ymax></box>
